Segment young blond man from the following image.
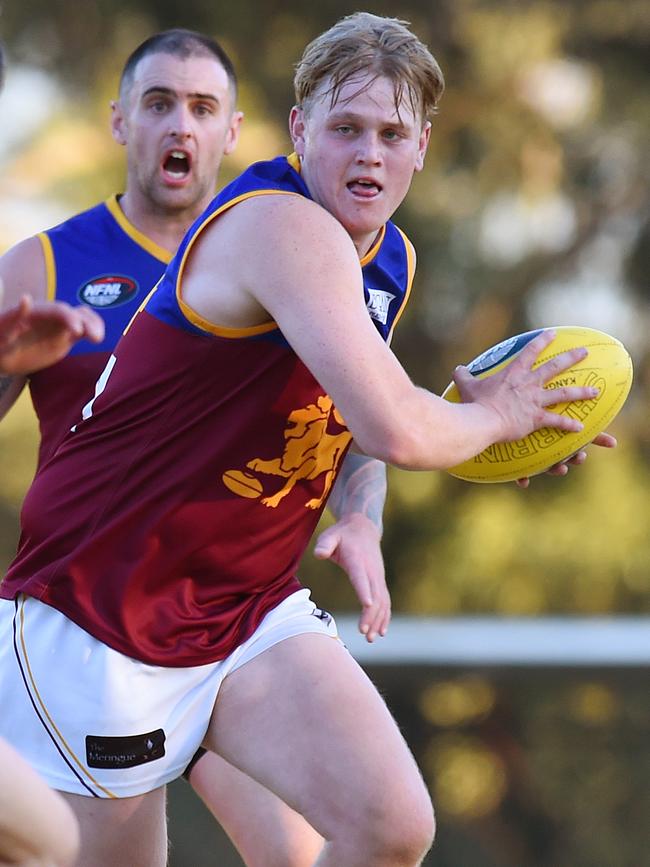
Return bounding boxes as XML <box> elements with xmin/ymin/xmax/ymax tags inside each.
<box><xmin>0</xmin><ymin>27</ymin><xmax>401</xmax><ymax>866</ymax></box>
<box><xmin>0</xmin><ymin>14</ymin><xmax>609</xmax><ymax>867</ymax></box>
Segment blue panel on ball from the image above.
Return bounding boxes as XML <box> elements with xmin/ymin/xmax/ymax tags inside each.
<box><xmin>466</xmin><ymin>329</ymin><xmax>544</xmax><ymax>376</ymax></box>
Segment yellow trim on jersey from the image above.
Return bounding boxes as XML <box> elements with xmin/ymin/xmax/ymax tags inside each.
<box><xmin>105</xmin><ymin>196</ymin><xmax>172</xmax><ymax>264</ymax></box>
<box><xmin>17</xmin><ymin>597</ymin><xmax>118</xmax><ymax>799</ymax></box>
<box><xmin>359</xmin><ymin>225</ymin><xmax>387</xmax><ymax>267</ymax></box>
<box><xmin>387</xmin><ymin>227</ymin><xmax>416</xmax><ymax>343</ymax></box>
<box><xmin>122</xmin><ymin>281</ymin><xmax>161</xmax><ymax>337</ymax></box>
<box><xmin>287</xmin><ymin>152</ymin><xmax>301</xmax><ymax>172</ymax></box>
<box><xmin>176</xmin><ymin>189</ymin><xmax>304</xmax><ymax>338</ymax></box>
<box><xmin>37</xmin><ymin>233</ymin><xmax>56</xmax><ymax>301</ymax></box>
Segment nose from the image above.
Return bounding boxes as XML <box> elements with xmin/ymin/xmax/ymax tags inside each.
<box><xmin>355</xmin><ymin>132</ymin><xmax>382</xmax><ymax>166</ymax></box>
<box><xmin>168</xmin><ymin>104</ymin><xmax>194</xmax><ymax>140</ymax></box>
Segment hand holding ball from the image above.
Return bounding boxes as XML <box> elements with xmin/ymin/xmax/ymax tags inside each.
<box><xmin>442</xmin><ymin>326</ymin><xmax>633</xmax><ymax>483</ymax></box>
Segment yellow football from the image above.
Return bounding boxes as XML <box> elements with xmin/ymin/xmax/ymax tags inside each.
<box><xmin>442</xmin><ymin>326</ymin><xmax>633</xmax><ymax>483</ymax></box>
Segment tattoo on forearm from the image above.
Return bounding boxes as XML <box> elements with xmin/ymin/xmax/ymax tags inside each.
<box><xmin>0</xmin><ymin>376</ymin><xmax>14</xmax><ymax>400</ymax></box>
<box><xmin>330</xmin><ymin>454</ymin><xmax>387</xmax><ymax>534</ymax></box>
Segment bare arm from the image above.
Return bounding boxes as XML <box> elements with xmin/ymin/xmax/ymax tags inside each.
<box><xmin>181</xmin><ymin>194</ymin><xmax>596</xmax><ymax>472</ymax></box>
<box><xmin>327</xmin><ymin>453</ymin><xmax>386</xmax><ymax>535</ymax></box>
<box><xmin>0</xmin><ymin>737</ymin><xmax>79</xmax><ymax>866</ymax></box>
<box><xmin>0</xmin><ymin>238</ymin><xmax>46</xmax><ymax>415</ymax></box>
<box><xmin>0</xmin><ymin>239</ymin><xmax>103</xmax><ymax>376</ymax></box>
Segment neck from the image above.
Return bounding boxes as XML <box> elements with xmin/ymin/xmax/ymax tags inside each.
<box><xmin>353</xmin><ymin>228</ymin><xmax>383</xmax><ymax>260</ymax></box>
<box><xmin>118</xmin><ymin>190</ymin><xmax>211</xmax><ymax>253</ymax></box>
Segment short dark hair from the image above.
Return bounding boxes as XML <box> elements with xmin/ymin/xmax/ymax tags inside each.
<box><xmin>119</xmin><ymin>29</ymin><xmax>237</xmax><ymax>104</ymax></box>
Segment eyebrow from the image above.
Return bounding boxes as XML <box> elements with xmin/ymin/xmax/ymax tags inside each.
<box><xmin>328</xmin><ymin>109</ymin><xmax>409</xmax><ymax>129</ymax></box>
<box><xmin>141</xmin><ymin>86</ymin><xmax>220</xmax><ymax>105</ymax></box>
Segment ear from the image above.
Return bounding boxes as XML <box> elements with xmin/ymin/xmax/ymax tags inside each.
<box><xmin>289</xmin><ymin>105</ymin><xmax>306</xmax><ymax>157</ymax></box>
<box><xmin>111</xmin><ymin>100</ymin><xmax>128</xmax><ymax>146</ymax></box>
<box><xmin>414</xmin><ymin>120</ymin><xmax>432</xmax><ymax>173</ymax></box>
<box><xmin>223</xmin><ymin>111</ymin><xmax>244</xmax><ymax>156</ymax></box>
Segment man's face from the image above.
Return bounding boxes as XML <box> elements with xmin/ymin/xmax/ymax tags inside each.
<box><xmin>111</xmin><ymin>51</ymin><xmax>242</xmax><ymax>215</ymax></box>
<box><xmin>290</xmin><ymin>74</ymin><xmax>431</xmax><ymax>256</ymax></box>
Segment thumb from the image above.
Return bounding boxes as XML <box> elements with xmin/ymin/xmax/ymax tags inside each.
<box><xmin>452</xmin><ymin>364</ymin><xmax>474</xmax><ymax>388</ymax></box>
<box><xmin>313</xmin><ymin>526</ymin><xmax>340</xmax><ymax>560</ymax></box>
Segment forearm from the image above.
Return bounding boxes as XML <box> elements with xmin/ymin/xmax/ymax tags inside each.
<box><xmin>329</xmin><ymin>453</ymin><xmax>387</xmax><ymax>536</ymax></box>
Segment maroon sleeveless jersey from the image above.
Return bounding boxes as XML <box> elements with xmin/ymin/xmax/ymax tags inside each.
<box><xmin>1</xmin><ymin>156</ymin><xmax>414</xmax><ymax>666</ymax></box>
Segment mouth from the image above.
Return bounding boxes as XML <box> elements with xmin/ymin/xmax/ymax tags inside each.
<box><xmin>161</xmin><ymin>149</ymin><xmax>192</xmax><ymax>184</ymax></box>
<box><xmin>347</xmin><ymin>177</ymin><xmax>382</xmax><ymax>198</ymax></box>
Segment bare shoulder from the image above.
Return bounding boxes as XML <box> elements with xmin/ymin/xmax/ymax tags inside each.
<box><xmin>182</xmin><ymin>193</ymin><xmax>361</xmax><ymax>330</ymax></box>
<box><xmin>231</xmin><ymin>194</ymin><xmax>360</xmax><ymax>291</ymax></box>
<box><xmin>0</xmin><ymin>235</ymin><xmax>48</xmax><ymax>308</ymax></box>
<box><xmin>203</xmin><ymin>192</ymin><xmax>357</xmax><ymax>270</ymax></box>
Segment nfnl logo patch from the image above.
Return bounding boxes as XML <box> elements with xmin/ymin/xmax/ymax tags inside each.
<box><xmin>78</xmin><ymin>275</ymin><xmax>138</xmax><ymax>308</ymax></box>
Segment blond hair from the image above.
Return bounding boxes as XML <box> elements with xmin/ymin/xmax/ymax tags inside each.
<box><xmin>294</xmin><ymin>12</ymin><xmax>444</xmax><ymax>123</ymax></box>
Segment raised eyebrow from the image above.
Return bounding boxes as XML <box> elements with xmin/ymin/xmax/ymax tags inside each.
<box><xmin>141</xmin><ymin>86</ymin><xmax>220</xmax><ymax>105</ymax></box>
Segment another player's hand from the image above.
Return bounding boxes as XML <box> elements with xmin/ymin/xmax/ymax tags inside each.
<box><xmin>516</xmin><ymin>431</ymin><xmax>617</xmax><ymax>488</ymax></box>
<box><xmin>453</xmin><ymin>330</ymin><xmax>599</xmax><ymax>442</ymax></box>
<box><xmin>313</xmin><ymin>512</ymin><xmax>390</xmax><ymax>643</ymax></box>
<box><xmin>0</xmin><ymin>294</ymin><xmax>104</xmax><ymax>374</ymax></box>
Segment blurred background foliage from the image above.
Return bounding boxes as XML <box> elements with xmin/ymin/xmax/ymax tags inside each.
<box><xmin>0</xmin><ymin>1</ymin><xmax>648</xmax><ymax>864</ymax></box>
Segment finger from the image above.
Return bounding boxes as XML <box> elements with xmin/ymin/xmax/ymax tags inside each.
<box><xmin>358</xmin><ymin>597</ymin><xmax>376</xmax><ymax>638</ymax></box>
<box><xmin>542</xmin><ymin>385</ymin><xmax>599</xmax><ymax>407</ymax></box>
<box><xmin>18</xmin><ymin>294</ymin><xmax>33</xmax><ymax>316</ymax></box>
<box><xmin>31</xmin><ymin>301</ymin><xmax>79</xmax><ymax>333</ymax></box>
<box><xmin>364</xmin><ymin>598</ymin><xmax>387</xmax><ymax>642</ymax></box>
<box><xmin>376</xmin><ymin>596</ymin><xmax>392</xmax><ymax>637</ymax></box>
<box><xmin>536</xmin><ymin>344</ymin><xmax>588</xmax><ymax>382</ymax></box>
<box><xmin>545</xmin><ymin>462</ymin><xmax>570</xmax><ymax>476</ymax></box>
<box><xmin>357</xmin><ymin>574</ymin><xmax>387</xmax><ymax>641</ymax></box>
<box><xmin>566</xmin><ymin>450</ymin><xmax>587</xmax><ymax>466</ymax></box>
<box><xmin>538</xmin><ymin>409</ymin><xmax>584</xmax><ymax>432</ymax></box>
<box><xmin>78</xmin><ymin>307</ymin><xmax>105</xmax><ymax>343</ymax></box>
<box><xmin>516</xmin><ymin>329</ymin><xmax>558</xmax><ymax>368</ymax></box>
<box><xmin>452</xmin><ymin>364</ymin><xmax>473</xmax><ymax>387</ymax></box>
<box><xmin>363</xmin><ymin>606</ymin><xmax>386</xmax><ymax>643</ymax></box>
<box><xmin>450</xmin><ymin>365</ymin><xmax>472</xmax><ymax>398</ymax></box>
<box><xmin>592</xmin><ymin>432</ymin><xmax>617</xmax><ymax>448</ymax></box>
<box><xmin>516</xmin><ymin>477</ymin><xmax>530</xmax><ymax>488</ymax></box>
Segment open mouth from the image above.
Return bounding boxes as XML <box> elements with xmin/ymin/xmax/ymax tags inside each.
<box><xmin>347</xmin><ymin>178</ymin><xmax>382</xmax><ymax>196</ymax></box>
<box><xmin>162</xmin><ymin>149</ymin><xmax>191</xmax><ymax>181</ymax></box>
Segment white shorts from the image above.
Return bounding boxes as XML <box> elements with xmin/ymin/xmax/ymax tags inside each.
<box><xmin>0</xmin><ymin>589</ymin><xmax>340</xmax><ymax>798</ymax></box>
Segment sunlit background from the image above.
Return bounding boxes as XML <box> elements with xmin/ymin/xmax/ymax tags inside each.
<box><xmin>1</xmin><ymin>1</ymin><xmax>648</xmax><ymax>864</ymax></box>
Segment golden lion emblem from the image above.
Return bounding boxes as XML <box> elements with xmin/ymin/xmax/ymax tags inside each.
<box><xmin>222</xmin><ymin>395</ymin><xmax>352</xmax><ymax>509</ymax></box>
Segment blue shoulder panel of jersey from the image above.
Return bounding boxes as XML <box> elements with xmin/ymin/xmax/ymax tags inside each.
<box><xmin>147</xmin><ymin>156</ymin><xmax>413</xmax><ymax>345</ymax></box>
<box><xmin>45</xmin><ymin>200</ymin><xmax>168</xmax><ymax>356</ymax></box>
<box><xmin>362</xmin><ymin>222</ymin><xmax>412</xmax><ymax>342</ymax></box>
<box><xmin>147</xmin><ymin>157</ymin><xmax>311</xmax><ymax>335</ymax></box>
